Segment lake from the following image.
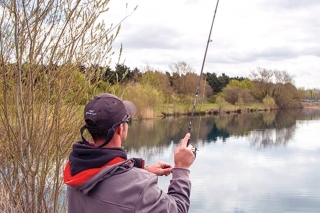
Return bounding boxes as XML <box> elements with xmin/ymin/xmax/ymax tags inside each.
<box><xmin>126</xmin><ymin>109</ymin><xmax>320</xmax><ymax>213</ymax></box>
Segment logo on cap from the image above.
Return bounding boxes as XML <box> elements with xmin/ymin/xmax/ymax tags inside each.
<box><xmin>86</xmin><ymin>110</ymin><xmax>97</xmax><ymax>116</ymax></box>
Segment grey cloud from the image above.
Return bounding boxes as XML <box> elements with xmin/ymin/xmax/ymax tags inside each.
<box><xmin>117</xmin><ymin>24</ymin><xmax>181</xmax><ymax>50</ymax></box>
<box><xmin>258</xmin><ymin>1</ymin><xmax>320</xmax><ymax>41</ymax></box>
<box><xmin>254</xmin><ymin>46</ymin><xmax>320</xmax><ymax>61</ymax></box>
<box><xmin>206</xmin><ymin>45</ymin><xmax>320</xmax><ymax>65</ymax></box>
<box><xmin>255</xmin><ymin>46</ymin><xmax>297</xmax><ymax>61</ymax></box>
<box><xmin>204</xmin><ymin>49</ymin><xmax>255</xmax><ymax>64</ymax></box>
<box><xmin>302</xmin><ymin>47</ymin><xmax>320</xmax><ymax>57</ymax></box>
<box><xmin>259</xmin><ymin>0</ymin><xmax>320</xmax><ymax>10</ymax></box>
<box><xmin>204</xmin><ymin>48</ymin><xmax>290</xmax><ymax>65</ymax></box>
<box><xmin>110</xmin><ymin>0</ymin><xmax>320</xmax><ymax>88</ymax></box>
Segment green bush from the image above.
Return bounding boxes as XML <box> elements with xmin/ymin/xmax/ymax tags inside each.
<box><xmin>123</xmin><ymin>83</ymin><xmax>164</xmax><ymax>119</ymax></box>
<box><xmin>216</xmin><ymin>96</ymin><xmax>227</xmax><ymax>112</ymax></box>
<box><xmin>263</xmin><ymin>94</ymin><xmax>277</xmax><ymax>110</ymax></box>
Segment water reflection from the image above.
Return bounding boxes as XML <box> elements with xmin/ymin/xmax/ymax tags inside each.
<box><xmin>126</xmin><ymin>109</ymin><xmax>320</xmax><ymax>213</ymax></box>
<box><xmin>126</xmin><ymin>109</ymin><xmax>320</xmax><ymax>153</ymax></box>
<box><xmin>248</xmin><ymin>127</ymin><xmax>295</xmax><ymax>148</ymax></box>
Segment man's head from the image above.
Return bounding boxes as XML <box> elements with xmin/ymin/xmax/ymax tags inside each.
<box><xmin>80</xmin><ymin>93</ymin><xmax>136</xmax><ymax>147</ymax></box>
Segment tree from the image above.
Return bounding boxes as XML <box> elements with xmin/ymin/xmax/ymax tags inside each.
<box><xmin>169</xmin><ymin>61</ymin><xmax>194</xmax><ymax>76</ymax></box>
<box><xmin>222</xmin><ymin>85</ymin><xmax>254</xmax><ymax>105</ymax></box>
<box><xmin>272</xmin><ymin>83</ymin><xmax>300</xmax><ymax>108</ymax></box>
<box><xmin>228</xmin><ymin>78</ymin><xmax>254</xmax><ymax>90</ymax></box>
<box><xmin>263</xmin><ymin>94</ymin><xmax>277</xmax><ymax>110</ymax></box>
<box><xmin>273</xmin><ymin>70</ymin><xmax>294</xmax><ymax>84</ymax></box>
<box><xmin>249</xmin><ymin>67</ymin><xmax>301</xmax><ymax>108</ymax></box>
<box><xmin>123</xmin><ymin>83</ymin><xmax>164</xmax><ymax>119</ymax></box>
<box><xmin>168</xmin><ymin>61</ymin><xmax>211</xmax><ymax>104</ymax></box>
<box><xmin>222</xmin><ymin>86</ymin><xmax>239</xmax><ymax>104</ymax></box>
<box><xmin>249</xmin><ymin>67</ymin><xmax>274</xmax><ymax>101</ymax></box>
<box><xmin>235</xmin><ymin>97</ymin><xmax>245</xmax><ymax>110</ymax></box>
<box><xmin>205</xmin><ymin>72</ymin><xmax>230</xmax><ymax>94</ymax></box>
<box><xmin>316</xmin><ymin>89</ymin><xmax>320</xmax><ymax>101</ymax></box>
<box><xmin>216</xmin><ymin>96</ymin><xmax>227</xmax><ymax>112</ymax></box>
<box><xmin>169</xmin><ymin>61</ymin><xmax>195</xmax><ymax>95</ymax></box>
<box><xmin>106</xmin><ymin>64</ymin><xmax>133</xmax><ymax>84</ymax></box>
<box><xmin>140</xmin><ymin>68</ymin><xmax>173</xmax><ymax>103</ymax></box>
<box><xmin>0</xmin><ymin>1</ymin><xmax>136</xmax><ymax>212</ymax></box>
<box><xmin>304</xmin><ymin>88</ymin><xmax>320</xmax><ymax>101</ymax></box>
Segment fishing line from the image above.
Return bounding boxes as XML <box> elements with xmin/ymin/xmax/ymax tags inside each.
<box><xmin>187</xmin><ymin>0</ymin><xmax>220</xmax><ymax>156</ymax></box>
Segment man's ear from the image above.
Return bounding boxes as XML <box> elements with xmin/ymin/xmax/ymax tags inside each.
<box><xmin>115</xmin><ymin>124</ymin><xmax>123</xmax><ymax>135</ymax></box>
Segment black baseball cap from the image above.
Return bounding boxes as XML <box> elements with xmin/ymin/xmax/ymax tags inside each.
<box><xmin>80</xmin><ymin>93</ymin><xmax>136</xmax><ymax>146</ymax></box>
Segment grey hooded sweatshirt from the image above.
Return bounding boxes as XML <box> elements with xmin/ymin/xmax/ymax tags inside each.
<box><xmin>64</xmin><ymin>141</ymin><xmax>191</xmax><ymax>213</ymax></box>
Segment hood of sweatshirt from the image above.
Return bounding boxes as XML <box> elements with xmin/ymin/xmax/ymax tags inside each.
<box><xmin>63</xmin><ymin>141</ymin><xmax>145</xmax><ymax>193</ymax></box>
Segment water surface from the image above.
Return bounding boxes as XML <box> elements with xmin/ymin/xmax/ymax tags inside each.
<box><xmin>126</xmin><ymin>109</ymin><xmax>320</xmax><ymax>213</ymax></box>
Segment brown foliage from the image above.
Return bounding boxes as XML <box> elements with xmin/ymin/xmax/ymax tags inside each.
<box><xmin>0</xmin><ymin>0</ymin><xmax>135</xmax><ymax>212</ymax></box>
<box><xmin>222</xmin><ymin>85</ymin><xmax>254</xmax><ymax>105</ymax></box>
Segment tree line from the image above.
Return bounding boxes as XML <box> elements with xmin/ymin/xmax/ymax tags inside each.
<box><xmin>4</xmin><ymin>60</ymin><xmax>318</xmax><ymax>111</ymax></box>
<box><xmin>62</xmin><ymin>61</ymin><xmax>318</xmax><ymax>110</ymax></box>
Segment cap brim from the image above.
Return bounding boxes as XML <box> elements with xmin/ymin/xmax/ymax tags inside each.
<box><xmin>123</xmin><ymin>100</ymin><xmax>136</xmax><ymax>115</ymax></box>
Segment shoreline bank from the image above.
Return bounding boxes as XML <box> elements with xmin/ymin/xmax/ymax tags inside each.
<box><xmin>160</xmin><ymin>102</ymin><xmax>320</xmax><ymax>118</ymax></box>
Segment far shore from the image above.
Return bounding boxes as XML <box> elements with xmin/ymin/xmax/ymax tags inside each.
<box><xmin>159</xmin><ymin>101</ymin><xmax>320</xmax><ymax>118</ymax></box>
<box><xmin>300</xmin><ymin>101</ymin><xmax>320</xmax><ymax>109</ymax></box>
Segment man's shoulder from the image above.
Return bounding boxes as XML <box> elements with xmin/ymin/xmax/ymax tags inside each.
<box><xmin>121</xmin><ymin>166</ymin><xmax>156</xmax><ymax>182</ymax></box>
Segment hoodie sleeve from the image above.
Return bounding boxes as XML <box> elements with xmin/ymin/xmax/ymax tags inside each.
<box><xmin>135</xmin><ymin>168</ymin><xmax>191</xmax><ymax>213</ymax></box>
<box><xmin>167</xmin><ymin>168</ymin><xmax>191</xmax><ymax>212</ymax></box>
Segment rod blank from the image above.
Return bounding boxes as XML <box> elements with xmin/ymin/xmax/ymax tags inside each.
<box><xmin>188</xmin><ymin>0</ymin><xmax>220</xmax><ymax>137</ymax></box>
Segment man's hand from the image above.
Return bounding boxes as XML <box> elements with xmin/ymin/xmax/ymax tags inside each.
<box><xmin>146</xmin><ymin>162</ymin><xmax>173</xmax><ymax>176</ymax></box>
<box><xmin>174</xmin><ymin>133</ymin><xmax>195</xmax><ymax>169</ymax></box>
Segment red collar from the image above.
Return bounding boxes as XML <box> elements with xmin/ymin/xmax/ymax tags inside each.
<box><xmin>64</xmin><ymin>157</ymin><xmax>125</xmax><ymax>187</ymax></box>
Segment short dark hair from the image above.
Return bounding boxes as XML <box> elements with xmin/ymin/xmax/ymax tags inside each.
<box><xmin>84</xmin><ymin>119</ymin><xmax>108</xmax><ymax>141</ymax></box>
<box><xmin>88</xmin><ymin>129</ymin><xmax>109</xmax><ymax>141</ymax></box>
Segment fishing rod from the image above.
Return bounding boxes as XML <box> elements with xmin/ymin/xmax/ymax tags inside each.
<box><xmin>188</xmin><ymin>0</ymin><xmax>220</xmax><ymax>156</ymax></box>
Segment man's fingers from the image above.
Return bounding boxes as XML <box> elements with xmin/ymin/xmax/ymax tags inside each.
<box><xmin>164</xmin><ymin>168</ymin><xmax>172</xmax><ymax>173</ymax></box>
<box><xmin>179</xmin><ymin>133</ymin><xmax>190</xmax><ymax>147</ymax></box>
<box><xmin>159</xmin><ymin>168</ymin><xmax>172</xmax><ymax>176</ymax></box>
<box><xmin>161</xmin><ymin>162</ymin><xmax>172</xmax><ymax>169</ymax></box>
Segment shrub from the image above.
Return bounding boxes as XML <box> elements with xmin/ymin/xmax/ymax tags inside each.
<box><xmin>123</xmin><ymin>83</ymin><xmax>164</xmax><ymax>119</ymax></box>
<box><xmin>263</xmin><ymin>94</ymin><xmax>277</xmax><ymax>110</ymax></box>
<box><xmin>216</xmin><ymin>96</ymin><xmax>228</xmax><ymax>112</ymax></box>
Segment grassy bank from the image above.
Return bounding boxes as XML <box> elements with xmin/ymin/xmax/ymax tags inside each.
<box><xmin>155</xmin><ymin>102</ymin><xmax>276</xmax><ymax>118</ymax></box>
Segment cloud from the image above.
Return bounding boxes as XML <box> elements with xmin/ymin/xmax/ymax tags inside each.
<box><xmin>118</xmin><ymin>24</ymin><xmax>180</xmax><ymax>50</ymax></box>
<box><xmin>106</xmin><ymin>0</ymin><xmax>320</xmax><ymax>88</ymax></box>
<box><xmin>259</xmin><ymin>0</ymin><xmax>320</xmax><ymax>10</ymax></box>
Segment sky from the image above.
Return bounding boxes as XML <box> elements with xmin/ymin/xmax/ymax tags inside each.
<box><xmin>103</xmin><ymin>0</ymin><xmax>320</xmax><ymax>89</ymax></box>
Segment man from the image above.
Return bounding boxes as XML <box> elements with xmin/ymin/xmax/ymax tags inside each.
<box><xmin>64</xmin><ymin>93</ymin><xmax>195</xmax><ymax>213</ymax></box>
